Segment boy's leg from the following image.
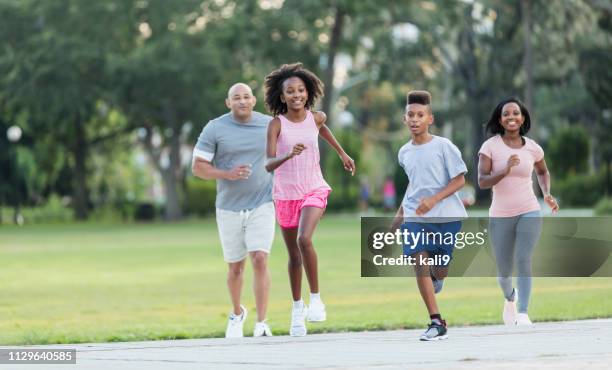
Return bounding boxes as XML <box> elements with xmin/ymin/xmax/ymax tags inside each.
<box><xmin>297</xmin><ymin>206</ymin><xmax>325</xmax><ymax>294</ymax></box>
<box><xmin>413</xmin><ymin>251</ymin><xmax>439</xmax><ymax>315</ymax></box>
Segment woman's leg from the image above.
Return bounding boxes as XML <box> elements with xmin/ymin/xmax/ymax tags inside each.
<box><xmin>297</xmin><ymin>206</ymin><xmax>325</xmax><ymax>293</ymax></box>
<box><xmin>281</xmin><ymin>226</ymin><xmax>302</xmax><ymax>301</ymax></box>
<box><xmin>515</xmin><ymin>211</ymin><xmax>543</xmax><ymax>313</ymax></box>
<box><xmin>490</xmin><ymin>217</ymin><xmax>518</xmax><ymax>300</ymax></box>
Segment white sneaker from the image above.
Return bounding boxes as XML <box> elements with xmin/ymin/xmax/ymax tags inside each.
<box><xmin>503</xmin><ymin>299</ymin><xmax>517</xmax><ymax>326</ymax></box>
<box><xmin>253</xmin><ymin>321</ymin><xmax>273</xmax><ymax>337</ymax></box>
<box><xmin>307</xmin><ymin>300</ymin><xmax>326</xmax><ymax>322</ymax></box>
<box><xmin>225</xmin><ymin>305</ymin><xmax>247</xmax><ymax>338</ymax></box>
<box><xmin>290</xmin><ymin>304</ymin><xmax>308</xmax><ymax>336</ymax></box>
<box><xmin>516</xmin><ymin>313</ymin><xmax>533</xmax><ymax>326</ymax></box>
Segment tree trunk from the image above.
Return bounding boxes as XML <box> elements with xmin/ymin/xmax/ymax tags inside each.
<box><xmin>319</xmin><ymin>6</ymin><xmax>345</xmax><ymax>175</ymax></box>
<box><xmin>73</xmin><ymin>119</ymin><xmax>89</xmax><ymax>220</ymax></box>
<box><xmin>521</xmin><ymin>0</ymin><xmax>537</xmax><ymax>139</ymax></box>
<box><xmin>163</xmin><ymin>123</ymin><xmax>183</xmax><ymax>221</ymax></box>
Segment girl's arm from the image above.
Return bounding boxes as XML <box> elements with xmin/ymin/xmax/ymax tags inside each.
<box><xmin>265</xmin><ymin>117</ymin><xmax>305</xmax><ymax>172</ymax></box>
<box><xmin>415</xmin><ymin>174</ymin><xmax>465</xmax><ymax>215</ymax></box>
<box><xmin>534</xmin><ymin>158</ymin><xmax>559</xmax><ymax>213</ymax></box>
<box><xmin>477</xmin><ymin>153</ymin><xmax>519</xmax><ymax>189</ymax></box>
<box><xmin>314</xmin><ymin>111</ymin><xmax>356</xmax><ymax>176</ymax></box>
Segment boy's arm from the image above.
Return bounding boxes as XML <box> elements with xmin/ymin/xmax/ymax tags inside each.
<box><xmin>389</xmin><ymin>205</ymin><xmax>404</xmax><ymax>231</ymax></box>
<box><xmin>415</xmin><ymin>174</ymin><xmax>465</xmax><ymax>215</ymax></box>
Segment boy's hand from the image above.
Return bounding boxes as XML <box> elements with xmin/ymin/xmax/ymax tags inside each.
<box><xmin>416</xmin><ymin>196</ymin><xmax>438</xmax><ymax>216</ymax></box>
<box><xmin>340</xmin><ymin>152</ymin><xmax>356</xmax><ymax>176</ymax></box>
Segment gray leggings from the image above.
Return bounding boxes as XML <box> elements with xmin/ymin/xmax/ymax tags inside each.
<box><xmin>489</xmin><ymin>210</ymin><xmax>542</xmax><ymax>313</ymax></box>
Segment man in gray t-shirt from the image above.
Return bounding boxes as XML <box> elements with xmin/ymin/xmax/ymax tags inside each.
<box><xmin>192</xmin><ymin>83</ymin><xmax>274</xmax><ymax>338</ymax></box>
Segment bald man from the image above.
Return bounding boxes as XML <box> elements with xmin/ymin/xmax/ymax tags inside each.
<box><xmin>192</xmin><ymin>83</ymin><xmax>274</xmax><ymax>338</ymax></box>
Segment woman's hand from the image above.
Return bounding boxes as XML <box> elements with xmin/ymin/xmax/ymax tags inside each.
<box><xmin>544</xmin><ymin>193</ymin><xmax>559</xmax><ymax>214</ymax></box>
<box><xmin>340</xmin><ymin>152</ymin><xmax>356</xmax><ymax>176</ymax></box>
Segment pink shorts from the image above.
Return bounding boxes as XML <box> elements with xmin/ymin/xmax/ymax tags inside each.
<box><xmin>274</xmin><ymin>188</ymin><xmax>331</xmax><ymax>228</ymax></box>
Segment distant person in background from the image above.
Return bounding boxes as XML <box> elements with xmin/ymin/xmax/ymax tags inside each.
<box><xmin>192</xmin><ymin>83</ymin><xmax>275</xmax><ymax>338</ymax></box>
<box><xmin>383</xmin><ymin>176</ymin><xmax>396</xmax><ymax>212</ymax></box>
<box><xmin>478</xmin><ymin>97</ymin><xmax>559</xmax><ymax>326</ymax></box>
<box><xmin>359</xmin><ymin>178</ymin><xmax>370</xmax><ymax>212</ymax></box>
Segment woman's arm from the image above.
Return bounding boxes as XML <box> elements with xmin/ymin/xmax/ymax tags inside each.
<box><xmin>265</xmin><ymin>117</ymin><xmax>305</xmax><ymax>172</ymax></box>
<box><xmin>534</xmin><ymin>158</ymin><xmax>560</xmax><ymax>213</ymax></box>
<box><xmin>477</xmin><ymin>153</ymin><xmax>519</xmax><ymax>189</ymax></box>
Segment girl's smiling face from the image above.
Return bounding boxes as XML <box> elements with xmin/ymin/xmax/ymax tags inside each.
<box><xmin>281</xmin><ymin>77</ymin><xmax>308</xmax><ymax>111</ymax></box>
<box><xmin>499</xmin><ymin>102</ymin><xmax>524</xmax><ymax>133</ymax></box>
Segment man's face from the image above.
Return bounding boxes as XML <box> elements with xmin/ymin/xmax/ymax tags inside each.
<box><xmin>226</xmin><ymin>84</ymin><xmax>256</xmax><ymax>120</ymax></box>
<box><xmin>404</xmin><ymin>104</ymin><xmax>433</xmax><ymax>135</ymax></box>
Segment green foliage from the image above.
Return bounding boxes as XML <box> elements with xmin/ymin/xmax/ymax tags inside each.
<box><xmin>14</xmin><ymin>194</ymin><xmax>73</xmax><ymax>224</ymax></box>
<box><xmin>556</xmin><ymin>171</ymin><xmax>606</xmax><ymax>207</ymax></box>
<box><xmin>594</xmin><ymin>197</ymin><xmax>612</xmax><ymax>215</ymax></box>
<box><xmin>183</xmin><ymin>177</ymin><xmax>217</xmax><ymax>217</ymax></box>
<box><xmin>547</xmin><ymin>126</ymin><xmax>590</xmax><ymax>179</ymax></box>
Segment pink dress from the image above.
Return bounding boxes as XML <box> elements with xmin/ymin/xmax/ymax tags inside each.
<box><xmin>273</xmin><ymin>110</ymin><xmax>331</xmax><ymax>228</ymax></box>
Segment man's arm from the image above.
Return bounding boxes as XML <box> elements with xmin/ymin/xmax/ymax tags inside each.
<box><xmin>192</xmin><ymin>157</ymin><xmax>250</xmax><ymax>181</ymax></box>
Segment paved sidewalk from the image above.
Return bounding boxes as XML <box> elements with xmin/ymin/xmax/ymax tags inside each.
<box><xmin>2</xmin><ymin>319</ymin><xmax>611</xmax><ymax>369</ymax></box>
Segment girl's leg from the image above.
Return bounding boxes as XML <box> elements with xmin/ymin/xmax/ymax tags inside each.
<box><xmin>297</xmin><ymin>206</ymin><xmax>325</xmax><ymax>293</ymax></box>
<box><xmin>490</xmin><ymin>217</ymin><xmax>518</xmax><ymax>301</ymax></box>
<box><xmin>281</xmin><ymin>226</ymin><xmax>302</xmax><ymax>301</ymax></box>
<box><xmin>515</xmin><ymin>212</ymin><xmax>543</xmax><ymax>313</ymax></box>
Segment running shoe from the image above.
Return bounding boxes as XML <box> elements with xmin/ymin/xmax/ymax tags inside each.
<box><xmin>253</xmin><ymin>320</ymin><xmax>273</xmax><ymax>337</ymax></box>
<box><xmin>290</xmin><ymin>304</ymin><xmax>308</xmax><ymax>336</ymax></box>
<box><xmin>503</xmin><ymin>299</ymin><xmax>517</xmax><ymax>326</ymax></box>
<box><xmin>515</xmin><ymin>313</ymin><xmax>533</xmax><ymax>326</ymax></box>
<box><xmin>419</xmin><ymin>319</ymin><xmax>448</xmax><ymax>341</ymax></box>
<box><xmin>225</xmin><ymin>305</ymin><xmax>247</xmax><ymax>338</ymax></box>
<box><xmin>307</xmin><ymin>299</ymin><xmax>326</xmax><ymax>322</ymax></box>
<box><xmin>431</xmin><ymin>273</ymin><xmax>444</xmax><ymax>294</ymax></box>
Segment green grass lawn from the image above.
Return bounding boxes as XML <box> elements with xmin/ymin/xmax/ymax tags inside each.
<box><xmin>1</xmin><ymin>215</ymin><xmax>611</xmax><ymax>345</ymax></box>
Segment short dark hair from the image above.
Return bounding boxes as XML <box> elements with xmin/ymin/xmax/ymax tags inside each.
<box><xmin>407</xmin><ymin>90</ymin><xmax>432</xmax><ymax>105</ymax></box>
<box><xmin>485</xmin><ymin>97</ymin><xmax>532</xmax><ymax>137</ymax></box>
<box><xmin>264</xmin><ymin>63</ymin><xmax>324</xmax><ymax>116</ymax></box>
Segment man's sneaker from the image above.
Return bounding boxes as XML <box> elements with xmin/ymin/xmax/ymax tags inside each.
<box><xmin>290</xmin><ymin>304</ymin><xmax>308</xmax><ymax>336</ymax></box>
<box><xmin>503</xmin><ymin>299</ymin><xmax>517</xmax><ymax>326</ymax></box>
<box><xmin>419</xmin><ymin>319</ymin><xmax>448</xmax><ymax>341</ymax></box>
<box><xmin>253</xmin><ymin>320</ymin><xmax>273</xmax><ymax>337</ymax></box>
<box><xmin>307</xmin><ymin>300</ymin><xmax>326</xmax><ymax>322</ymax></box>
<box><xmin>225</xmin><ymin>305</ymin><xmax>247</xmax><ymax>338</ymax></box>
<box><xmin>515</xmin><ymin>313</ymin><xmax>533</xmax><ymax>326</ymax></box>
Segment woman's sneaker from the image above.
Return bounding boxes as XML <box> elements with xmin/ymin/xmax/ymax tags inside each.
<box><xmin>503</xmin><ymin>299</ymin><xmax>517</xmax><ymax>326</ymax></box>
<box><xmin>515</xmin><ymin>313</ymin><xmax>533</xmax><ymax>326</ymax></box>
<box><xmin>419</xmin><ymin>319</ymin><xmax>448</xmax><ymax>341</ymax></box>
<box><xmin>290</xmin><ymin>304</ymin><xmax>308</xmax><ymax>336</ymax></box>
<box><xmin>253</xmin><ymin>320</ymin><xmax>273</xmax><ymax>337</ymax></box>
<box><xmin>225</xmin><ymin>305</ymin><xmax>247</xmax><ymax>338</ymax></box>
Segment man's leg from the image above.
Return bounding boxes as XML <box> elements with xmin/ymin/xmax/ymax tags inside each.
<box><xmin>227</xmin><ymin>259</ymin><xmax>246</xmax><ymax>316</ymax></box>
<box><xmin>249</xmin><ymin>251</ymin><xmax>270</xmax><ymax>322</ymax></box>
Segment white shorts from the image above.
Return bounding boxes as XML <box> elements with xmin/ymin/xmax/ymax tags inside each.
<box><xmin>215</xmin><ymin>202</ymin><xmax>275</xmax><ymax>263</ymax></box>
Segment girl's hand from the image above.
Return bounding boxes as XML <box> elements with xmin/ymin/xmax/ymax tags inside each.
<box><xmin>544</xmin><ymin>194</ymin><xmax>559</xmax><ymax>214</ymax></box>
<box><xmin>340</xmin><ymin>152</ymin><xmax>356</xmax><ymax>176</ymax></box>
<box><xmin>287</xmin><ymin>143</ymin><xmax>306</xmax><ymax>159</ymax></box>
<box><xmin>505</xmin><ymin>154</ymin><xmax>520</xmax><ymax>175</ymax></box>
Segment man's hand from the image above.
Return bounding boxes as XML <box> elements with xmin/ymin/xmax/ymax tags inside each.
<box><xmin>225</xmin><ymin>164</ymin><xmax>252</xmax><ymax>180</ymax></box>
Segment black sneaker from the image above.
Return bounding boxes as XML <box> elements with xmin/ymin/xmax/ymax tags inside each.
<box><xmin>419</xmin><ymin>319</ymin><xmax>448</xmax><ymax>341</ymax></box>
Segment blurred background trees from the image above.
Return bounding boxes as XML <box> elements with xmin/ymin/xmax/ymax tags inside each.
<box><xmin>1</xmin><ymin>0</ymin><xmax>611</xmax><ymax>223</ymax></box>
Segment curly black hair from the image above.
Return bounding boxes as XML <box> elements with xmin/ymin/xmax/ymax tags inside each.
<box><xmin>264</xmin><ymin>62</ymin><xmax>324</xmax><ymax>116</ymax></box>
<box><xmin>485</xmin><ymin>97</ymin><xmax>532</xmax><ymax>141</ymax></box>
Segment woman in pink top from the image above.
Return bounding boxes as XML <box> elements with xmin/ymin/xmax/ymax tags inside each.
<box><xmin>478</xmin><ymin>97</ymin><xmax>559</xmax><ymax>327</ymax></box>
<box><xmin>264</xmin><ymin>63</ymin><xmax>355</xmax><ymax>336</ymax></box>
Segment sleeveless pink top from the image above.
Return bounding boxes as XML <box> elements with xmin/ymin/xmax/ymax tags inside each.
<box><xmin>273</xmin><ymin>111</ymin><xmax>331</xmax><ymax>200</ymax></box>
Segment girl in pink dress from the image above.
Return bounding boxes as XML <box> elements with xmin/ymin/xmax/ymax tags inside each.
<box><xmin>264</xmin><ymin>63</ymin><xmax>355</xmax><ymax>336</ymax></box>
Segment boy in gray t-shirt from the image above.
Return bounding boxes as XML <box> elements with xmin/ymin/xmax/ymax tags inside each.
<box><xmin>390</xmin><ymin>90</ymin><xmax>468</xmax><ymax>342</ymax></box>
<box><xmin>192</xmin><ymin>83</ymin><xmax>274</xmax><ymax>338</ymax></box>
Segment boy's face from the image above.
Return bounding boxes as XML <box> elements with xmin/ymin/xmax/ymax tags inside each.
<box><xmin>404</xmin><ymin>104</ymin><xmax>433</xmax><ymax>136</ymax></box>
